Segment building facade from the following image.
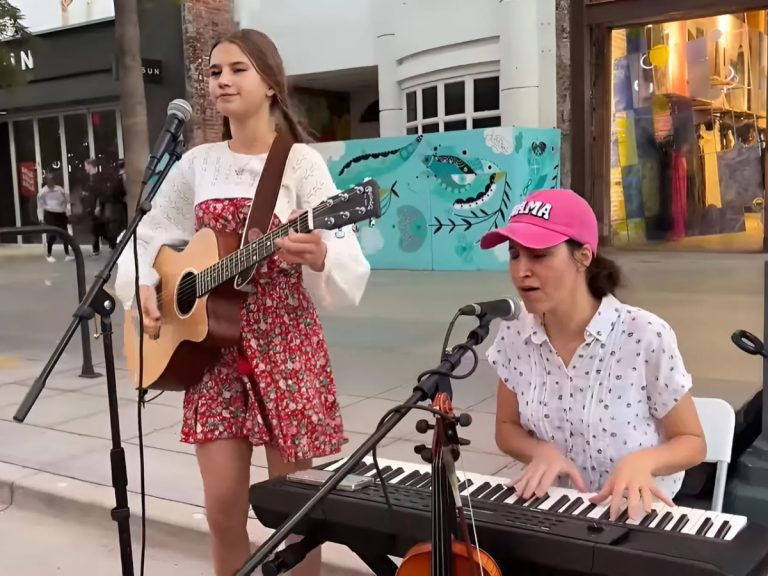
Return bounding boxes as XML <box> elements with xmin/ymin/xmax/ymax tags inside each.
<box><xmin>232</xmin><ymin>0</ymin><xmax>562</xmax><ymax>143</ymax></box>
<box><xmin>0</xmin><ymin>0</ymin><xmax>186</xmax><ymax>245</ymax></box>
<box><xmin>571</xmin><ymin>0</ymin><xmax>768</xmax><ymax>252</ymax></box>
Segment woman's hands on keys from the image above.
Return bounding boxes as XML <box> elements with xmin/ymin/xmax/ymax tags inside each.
<box><xmin>590</xmin><ymin>451</ymin><xmax>675</xmax><ymax>521</ymax></box>
<box><xmin>510</xmin><ymin>442</ymin><xmax>587</xmax><ymax>499</ymax></box>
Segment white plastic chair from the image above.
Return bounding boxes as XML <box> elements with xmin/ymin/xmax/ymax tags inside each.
<box><xmin>692</xmin><ymin>397</ymin><xmax>735</xmax><ymax>512</ymax></box>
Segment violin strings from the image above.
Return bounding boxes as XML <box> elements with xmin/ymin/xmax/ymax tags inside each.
<box><xmin>459</xmin><ymin>455</ymin><xmax>485</xmax><ymax>576</ymax></box>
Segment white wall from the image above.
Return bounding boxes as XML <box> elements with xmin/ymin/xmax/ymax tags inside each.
<box><xmin>234</xmin><ymin>0</ymin><xmax>376</xmax><ymax>76</ymax></box>
<box><xmin>234</xmin><ymin>0</ymin><xmax>557</xmax><ymax>133</ymax></box>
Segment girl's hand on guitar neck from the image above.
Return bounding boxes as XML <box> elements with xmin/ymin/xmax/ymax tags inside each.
<box><xmin>274</xmin><ymin>210</ymin><xmax>328</xmax><ymax>272</ymax></box>
<box><xmin>139</xmin><ymin>285</ymin><xmax>162</xmax><ymax>339</ymax></box>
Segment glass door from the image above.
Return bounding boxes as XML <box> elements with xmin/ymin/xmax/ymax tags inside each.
<box><xmin>12</xmin><ymin>119</ymin><xmax>38</xmax><ymax>243</ymax></box>
<box><xmin>0</xmin><ymin>107</ymin><xmax>123</xmax><ymax>245</ymax></box>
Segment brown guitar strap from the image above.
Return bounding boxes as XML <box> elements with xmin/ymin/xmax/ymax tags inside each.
<box><xmin>234</xmin><ymin>131</ymin><xmax>295</xmax><ymax>290</ymax></box>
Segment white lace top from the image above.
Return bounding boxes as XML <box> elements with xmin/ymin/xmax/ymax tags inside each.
<box><xmin>487</xmin><ymin>294</ymin><xmax>693</xmax><ymax>498</ymax></box>
<box><xmin>114</xmin><ymin>141</ymin><xmax>371</xmax><ymax>311</ymax></box>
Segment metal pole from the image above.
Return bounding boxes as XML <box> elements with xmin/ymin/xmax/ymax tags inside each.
<box><xmin>0</xmin><ymin>225</ymin><xmax>100</xmax><ymax>379</ymax></box>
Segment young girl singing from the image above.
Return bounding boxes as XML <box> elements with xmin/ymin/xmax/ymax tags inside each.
<box><xmin>114</xmin><ymin>29</ymin><xmax>370</xmax><ymax>576</ymax></box>
<box><xmin>481</xmin><ymin>188</ymin><xmax>706</xmax><ymax>523</ymax></box>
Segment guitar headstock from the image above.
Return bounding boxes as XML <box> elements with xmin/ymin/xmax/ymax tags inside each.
<box><xmin>312</xmin><ymin>179</ymin><xmax>382</xmax><ymax>232</ymax></box>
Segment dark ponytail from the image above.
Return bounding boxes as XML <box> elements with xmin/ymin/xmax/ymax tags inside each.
<box><xmin>212</xmin><ymin>29</ymin><xmax>314</xmax><ymax>144</ymax></box>
<box><xmin>566</xmin><ymin>240</ymin><xmax>622</xmax><ymax>299</ymax></box>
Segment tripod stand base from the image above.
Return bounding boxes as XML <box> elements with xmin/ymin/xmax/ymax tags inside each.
<box><xmin>725</xmin><ymin>437</ymin><xmax>768</xmax><ymax>526</ymax></box>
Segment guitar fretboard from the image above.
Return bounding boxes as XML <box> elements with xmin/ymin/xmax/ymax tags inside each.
<box><xmin>194</xmin><ymin>207</ymin><xmax>319</xmax><ymax>296</ymax></box>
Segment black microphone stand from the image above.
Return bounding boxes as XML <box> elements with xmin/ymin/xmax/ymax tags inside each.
<box><xmin>13</xmin><ymin>137</ymin><xmax>186</xmax><ymax>576</ymax></box>
<box><xmin>236</xmin><ymin>315</ymin><xmax>494</xmax><ymax>575</ymax></box>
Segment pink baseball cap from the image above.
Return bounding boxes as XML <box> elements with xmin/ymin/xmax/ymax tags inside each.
<box><xmin>480</xmin><ymin>189</ymin><xmax>598</xmax><ymax>253</ymax></box>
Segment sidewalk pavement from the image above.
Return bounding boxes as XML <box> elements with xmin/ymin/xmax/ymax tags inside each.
<box><xmin>1</xmin><ymin>247</ymin><xmax>766</xmax><ymax>572</ymax></box>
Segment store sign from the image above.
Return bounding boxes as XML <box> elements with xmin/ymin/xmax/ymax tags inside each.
<box><xmin>142</xmin><ymin>59</ymin><xmax>163</xmax><ymax>83</ymax></box>
<box><xmin>5</xmin><ymin>49</ymin><xmax>35</xmax><ymax>71</ymax></box>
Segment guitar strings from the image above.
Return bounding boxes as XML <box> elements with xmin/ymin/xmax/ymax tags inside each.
<box><xmin>154</xmin><ymin>208</ymin><xmax>317</xmax><ymax>302</ymax></box>
<box><xmin>152</xmin><ymin>197</ymin><xmax>348</xmax><ymax>303</ymax></box>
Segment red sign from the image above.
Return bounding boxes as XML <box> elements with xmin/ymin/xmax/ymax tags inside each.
<box><xmin>19</xmin><ymin>162</ymin><xmax>37</xmax><ymax>197</ymax></box>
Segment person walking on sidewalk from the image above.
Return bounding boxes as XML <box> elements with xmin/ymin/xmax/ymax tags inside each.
<box><xmin>37</xmin><ymin>173</ymin><xmax>74</xmax><ymax>263</ymax></box>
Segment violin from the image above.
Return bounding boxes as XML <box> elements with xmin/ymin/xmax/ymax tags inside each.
<box><xmin>396</xmin><ymin>392</ymin><xmax>502</xmax><ymax>576</ymax></box>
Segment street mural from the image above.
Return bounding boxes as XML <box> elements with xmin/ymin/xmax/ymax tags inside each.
<box><xmin>312</xmin><ymin>127</ymin><xmax>561</xmax><ymax>271</ymax></box>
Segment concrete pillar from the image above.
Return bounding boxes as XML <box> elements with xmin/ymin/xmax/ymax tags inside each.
<box><xmin>498</xmin><ymin>0</ymin><xmax>557</xmax><ymax>129</ymax></box>
<box><xmin>372</xmin><ymin>0</ymin><xmax>405</xmax><ymax>137</ymax></box>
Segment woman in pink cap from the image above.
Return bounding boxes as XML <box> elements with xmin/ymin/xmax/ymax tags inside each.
<box><xmin>482</xmin><ymin>188</ymin><xmax>706</xmax><ymax>523</ymax></box>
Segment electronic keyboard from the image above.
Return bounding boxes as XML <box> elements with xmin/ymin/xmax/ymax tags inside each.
<box><xmin>249</xmin><ymin>456</ymin><xmax>768</xmax><ymax>575</ymax></box>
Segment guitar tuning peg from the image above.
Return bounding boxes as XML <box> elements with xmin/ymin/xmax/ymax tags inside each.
<box><xmin>457</xmin><ymin>413</ymin><xmax>472</xmax><ymax>427</ymax></box>
<box><xmin>458</xmin><ymin>437</ymin><xmax>471</xmax><ymax>447</ymax></box>
<box><xmin>351</xmin><ymin>223</ymin><xmax>359</xmax><ymax>233</ymax></box>
<box><xmin>368</xmin><ymin>218</ymin><xmax>377</xmax><ymax>228</ymax></box>
<box><xmin>415</xmin><ymin>419</ymin><xmax>434</xmax><ymax>434</ymax></box>
<box><xmin>335</xmin><ymin>229</ymin><xmax>346</xmax><ymax>239</ymax></box>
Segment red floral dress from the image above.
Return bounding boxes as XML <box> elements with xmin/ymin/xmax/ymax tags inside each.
<box><xmin>180</xmin><ymin>198</ymin><xmax>346</xmax><ymax>463</ymax></box>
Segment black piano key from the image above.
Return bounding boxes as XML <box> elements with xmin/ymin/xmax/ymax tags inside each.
<box><xmin>407</xmin><ymin>472</ymin><xmax>431</xmax><ymax>487</ymax></box>
<box><xmin>639</xmin><ymin>510</ymin><xmax>658</xmax><ymax>527</ymax></box>
<box><xmin>696</xmin><ymin>517</ymin><xmax>714</xmax><ymax>536</ymax></box>
<box><xmin>457</xmin><ymin>479</ymin><xmax>474</xmax><ymax>492</ymax></box>
<box><xmin>469</xmin><ymin>482</ymin><xmax>493</xmax><ymax>498</ymax></box>
<box><xmin>546</xmin><ymin>495</ymin><xmax>572</xmax><ymax>513</ymax></box>
<box><xmin>599</xmin><ymin>508</ymin><xmax>612</xmax><ymax>521</ymax></box>
<box><xmin>655</xmin><ymin>511</ymin><xmax>675</xmax><ymax>530</ymax></box>
<box><xmin>562</xmin><ymin>497</ymin><xmax>584</xmax><ymax>515</ymax></box>
<box><xmin>577</xmin><ymin>503</ymin><xmax>596</xmax><ymax>517</ymax></box>
<box><xmin>527</xmin><ymin>493</ymin><xmax>550</xmax><ymax>508</ymax></box>
<box><xmin>671</xmin><ymin>515</ymin><xmax>689</xmax><ymax>532</ymax></box>
<box><xmin>317</xmin><ymin>460</ymin><xmax>338</xmax><ymax>470</ymax></box>
<box><xmin>616</xmin><ymin>509</ymin><xmax>630</xmax><ymax>523</ymax></box>
<box><xmin>479</xmin><ymin>484</ymin><xmax>506</xmax><ymax>501</ymax></box>
<box><xmin>383</xmin><ymin>467</ymin><xmax>404</xmax><ymax>482</ymax></box>
<box><xmin>395</xmin><ymin>470</ymin><xmax>421</xmax><ymax>485</ymax></box>
<box><xmin>358</xmin><ymin>463</ymin><xmax>376</xmax><ymax>476</ymax></box>
<box><xmin>414</xmin><ymin>474</ymin><xmax>432</xmax><ymax>489</ymax></box>
<box><xmin>421</xmin><ymin>477</ymin><xmax>433</xmax><ymax>490</ymax></box>
<box><xmin>352</xmin><ymin>461</ymin><xmax>369</xmax><ymax>474</ymax></box>
<box><xmin>373</xmin><ymin>465</ymin><xmax>393</xmax><ymax>477</ymax></box>
<box><xmin>492</xmin><ymin>487</ymin><xmax>517</xmax><ymax>503</ymax></box>
<box><xmin>714</xmin><ymin>521</ymin><xmax>731</xmax><ymax>539</ymax></box>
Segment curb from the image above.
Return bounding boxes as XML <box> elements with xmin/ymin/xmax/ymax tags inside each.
<box><xmin>0</xmin><ymin>461</ymin><xmax>372</xmax><ymax>574</ymax></box>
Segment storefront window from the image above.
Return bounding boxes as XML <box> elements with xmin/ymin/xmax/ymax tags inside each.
<box><xmin>13</xmin><ymin>119</ymin><xmax>38</xmax><ymax>243</ymax></box>
<box><xmin>0</xmin><ymin>124</ymin><xmax>14</xmax><ymax>231</ymax></box>
<box><xmin>610</xmin><ymin>12</ymin><xmax>767</xmax><ymax>251</ymax></box>
<box><xmin>64</xmin><ymin>113</ymin><xmax>92</xmax><ymax>244</ymax></box>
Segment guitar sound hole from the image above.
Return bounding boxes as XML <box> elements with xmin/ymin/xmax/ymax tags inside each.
<box><xmin>176</xmin><ymin>271</ymin><xmax>198</xmax><ymax>316</ymax></box>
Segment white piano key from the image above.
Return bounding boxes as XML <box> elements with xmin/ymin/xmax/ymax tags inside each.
<box><xmin>679</xmin><ymin>509</ymin><xmax>707</xmax><ymax>535</ymax></box>
<box><xmin>724</xmin><ymin>515</ymin><xmax>748</xmax><ymax>541</ymax></box>
<box><xmin>645</xmin><ymin>505</ymin><xmax>672</xmax><ymax>528</ymax></box>
<box><xmin>535</xmin><ymin>488</ymin><xmax>574</xmax><ymax>511</ymax></box>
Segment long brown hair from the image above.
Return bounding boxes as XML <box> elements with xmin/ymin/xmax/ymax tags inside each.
<box><xmin>209</xmin><ymin>29</ymin><xmax>311</xmax><ymax>143</ymax></box>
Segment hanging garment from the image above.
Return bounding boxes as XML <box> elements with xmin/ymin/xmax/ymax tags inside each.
<box><xmin>670</xmin><ymin>150</ymin><xmax>687</xmax><ymax>239</ymax></box>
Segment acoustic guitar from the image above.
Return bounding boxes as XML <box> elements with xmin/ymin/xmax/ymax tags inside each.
<box><xmin>123</xmin><ymin>179</ymin><xmax>381</xmax><ymax>391</ymax></box>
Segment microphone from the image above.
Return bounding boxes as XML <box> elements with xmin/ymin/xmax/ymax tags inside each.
<box><xmin>142</xmin><ymin>99</ymin><xmax>193</xmax><ymax>185</ymax></box>
<box><xmin>458</xmin><ymin>297</ymin><xmax>521</xmax><ymax>322</ymax></box>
